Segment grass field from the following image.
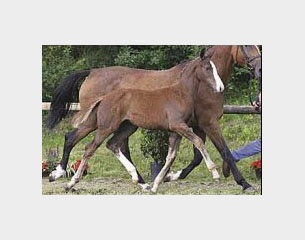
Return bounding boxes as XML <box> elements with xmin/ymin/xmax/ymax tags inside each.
<box><xmin>42</xmin><ymin>112</ymin><xmax>262</xmax><ymax>195</ymax></box>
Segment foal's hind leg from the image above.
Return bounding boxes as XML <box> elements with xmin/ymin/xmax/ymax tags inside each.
<box><xmin>65</xmin><ymin>128</ymin><xmax>111</xmax><ymax>191</ymax></box>
<box><xmin>169</xmin><ymin>123</ymin><xmax>220</xmax><ymax>181</ymax></box>
<box><xmin>49</xmin><ymin>125</ymin><xmax>96</xmax><ymax>182</ymax></box>
<box><xmin>106</xmin><ymin>121</ymin><xmax>150</xmax><ymax>190</ymax></box>
<box><xmin>164</xmin><ymin>127</ymin><xmax>206</xmax><ymax>182</ymax></box>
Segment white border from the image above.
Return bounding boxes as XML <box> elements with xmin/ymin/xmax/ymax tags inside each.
<box><xmin>2</xmin><ymin>0</ymin><xmax>303</xmax><ymax>239</ymax></box>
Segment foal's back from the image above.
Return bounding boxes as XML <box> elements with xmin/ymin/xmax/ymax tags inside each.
<box><xmin>97</xmin><ymin>84</ymin><xmax>193</xmax><ymax>130</ymax></box>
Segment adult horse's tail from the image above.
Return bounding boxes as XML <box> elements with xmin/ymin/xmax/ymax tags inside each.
<box><xmin>46</xmin><ymin>70</ymin><xmax>91</xmax><ymax>129</ymax></box>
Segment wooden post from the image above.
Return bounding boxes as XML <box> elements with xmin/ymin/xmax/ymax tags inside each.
<box><xmin>223</xmin><ymin>105</ymin><xmax>261</xmax><ymax>114</ymax></box>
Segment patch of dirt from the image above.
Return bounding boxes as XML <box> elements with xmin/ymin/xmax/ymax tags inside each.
<box><xmin>42</xmin><ymin>176</ymin><xmax>261</xmax><ymax>195</ymax></box>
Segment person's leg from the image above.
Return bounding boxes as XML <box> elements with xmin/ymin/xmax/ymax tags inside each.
<box><xmin>231</xmin><ymin>137</ymin><xmax>261</xmax><ymax>161</ymax></box>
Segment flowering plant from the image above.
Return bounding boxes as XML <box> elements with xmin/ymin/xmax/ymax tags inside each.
<box><xmin>70</xmin><ymin>159</ymin><xmax>89</xmax><ymax>176</ymax></box>
<box><xmin>250</xmin><ymin>159</ymin><xmax>262</xmax><ymax>169</ymax></box>
<box><xmin>42</xmin><ymin>159</ymin><xmax>89</xmax><ymax>177</ymax></box>
<box><xmin>42</xmin><ymin>162</ymin><xmax>48</xmax><ymax>173</ymax></box>
<box><xmin>42</xmin><ymin>160</ymin><xmax>58</xmax><ymax>177</ymax></box>
<box><xmin>42</xmin><ymin>146</ymin><xmax>59</xmax><ymax>177</ymax></box>
<box><xmin>250</xmin><ymin>159</ymin><xmax>262</xmax><ymax>179</ymax></box>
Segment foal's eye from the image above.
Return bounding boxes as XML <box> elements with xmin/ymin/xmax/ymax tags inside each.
<box><xmin>205</xmin><ymin>65</ymin><xmax>212</xmax><ymax>71</ymax></box>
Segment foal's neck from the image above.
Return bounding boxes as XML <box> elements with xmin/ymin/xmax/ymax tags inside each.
<box><xmin>177</xmin><ymin>59</ymin><xmax>198</xmax><ymax>95</ymax></box>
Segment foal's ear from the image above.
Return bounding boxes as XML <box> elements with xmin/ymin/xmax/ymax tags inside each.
<box><xmin>200</xmin><ymin>48</ymin><xmax>206</xmax><ymax>60</ymax></box>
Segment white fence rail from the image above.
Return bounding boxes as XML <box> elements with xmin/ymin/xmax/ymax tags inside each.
<box><xmin>42</xmin><ymin>102</ymin><xmax>261</xmax><ymax>114</ymax></box>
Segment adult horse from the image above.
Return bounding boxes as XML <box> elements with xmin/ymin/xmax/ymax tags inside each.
<box><xmin>64</xmin><ymin>55</ymin><xmax>228</xmax><ymax>192</ymax></box>
<box><xmin>47</xmin><ymin>45</ymin><xmax>261</xmax><ymax>189</ymax></box>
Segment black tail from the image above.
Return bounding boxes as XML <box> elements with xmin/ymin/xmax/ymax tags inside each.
<box><xmin>46</xmin><ymin>70</ymin><xmax>91</xmax><ymax>129</ymax></box>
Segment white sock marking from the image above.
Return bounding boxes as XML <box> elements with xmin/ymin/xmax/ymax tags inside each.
<box><xmin>210</xmin><ymin>60</ymin><xmax>224</xmax><ymax>92</ymax></box>
<box><xmin>50</xmin><ymin>164</ymin><xmax>66</xmax><ymax>180</ymax></box>
<box><xmin>117</xmin><ymin>150</ymin><xmax>139</xmax><ymax>183</ymax></box>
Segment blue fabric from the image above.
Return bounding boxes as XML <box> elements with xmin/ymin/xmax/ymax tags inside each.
<box><xmin>231</xmin><ymin>137</ymin><xmax>261</xmax><ymax>162</ymax></box>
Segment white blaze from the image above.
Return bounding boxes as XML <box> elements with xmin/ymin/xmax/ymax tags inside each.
<box><xmin>210</xmin><ymin>60</ymin><xmax>224</xmax><ymax>92</ymax></box>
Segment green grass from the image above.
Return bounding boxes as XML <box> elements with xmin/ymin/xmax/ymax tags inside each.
<box><xmin>42</xmin><ymin>112</ymin><xmax>261</xmax><ymax>195</ymax></box>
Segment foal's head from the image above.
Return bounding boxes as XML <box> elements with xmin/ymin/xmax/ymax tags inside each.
<box><xmin>196</xmin><ymin>50</ymin><xmax>224</xmax><ymax>92</ymax></box>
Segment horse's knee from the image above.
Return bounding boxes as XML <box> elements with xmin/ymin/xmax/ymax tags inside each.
<box><xmin>106</xmin><ymin>139</ymin><xmax>119</xmax><ymax>154</ymax></box>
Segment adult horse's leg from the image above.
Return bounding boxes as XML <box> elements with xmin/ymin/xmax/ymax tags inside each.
<box><xmin>200</xmin><ymin>121</ymin><xmax>253</xmax><ymax>191</ymax></box>
<box><xmin>164</xmin><ymin>127</ymin><xmax>206</xmax><ymax>182</ymax></box>
<box><xmin>106</xmin><ymin>121</ymin><xmax>150</xmax><ymax>190</ymax></box>
<box><xmin>49</xmin><ymin>125</ymin><xmax>96</xmax><ymax>182</ymax></box>
<box><xmin>151</xmin><ymin>133</ymin><xmax>182</xmax><ymax>193</ymax></box>
<box><xmin>222</xmin><ymin>158</ymin><xmax>231</xmax><ymax>177</ymax></box>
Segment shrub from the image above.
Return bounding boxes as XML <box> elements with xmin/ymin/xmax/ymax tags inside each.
<box><xmin>140</xmin><ymin>129</ymin><xmax>169</xmax><ymax>164</ymax></box>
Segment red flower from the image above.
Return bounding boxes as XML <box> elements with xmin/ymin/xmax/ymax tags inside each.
<box><xmin>42</xmin><ymin>162</ymin><xmax>48</xmax><ymax>172</ymax></box>
<box><xmin>250</xmin><ymin>159</ymin><xmax>262</xmax><ymax>169</ymax></box>
<box><xmin>71</xmin><ymin>159</ymin><xmax>89</xmax><ymax>171</ymax></box>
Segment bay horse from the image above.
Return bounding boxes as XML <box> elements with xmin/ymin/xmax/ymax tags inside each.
<box><xmin>46</xmin><ymin>45</ymin><xmax>261</xmax><ymax>191</ymax></box>
<box><xmin>64</xmin><ymin>55</ymin><xmax>226</xmax><ymax>192</ymax></box>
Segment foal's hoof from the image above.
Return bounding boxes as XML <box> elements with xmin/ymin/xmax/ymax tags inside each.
<box><xmin>140</xmin><ymin>183</ymin><xmax>151</xmax><ymax>192</ymax></box>
<box><xmin>64</xmin><ymin>184</ymin><xmax>72</xmax><ymax>193</ymax></box>
<box><xmin>150</xmin><ymin>186</ymin><xmax>158</xmax><ymax>194</ymax></box>
<box><xmin>222</xmin><ymin>161</ymin><xmax>231</xmax><ymax>178</ymax></box>
<box><xmin>150</xmin><ymin>189</ymin><xmax>157</xmax><ymax>194</ymax></box>
<box><xmin>213</xmin><ymin>178</ymin><xmax>220</xmax><ymax>183</ymax></box>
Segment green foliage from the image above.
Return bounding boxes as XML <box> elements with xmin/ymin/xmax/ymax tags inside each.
<box><xmin>42</xmin><ymin>45</ymin><xmax>121</xmax><ymax>101</ymax></box>
<box><xmin>42</xmin><ymin>46</ymin><xmax>74</xmax><ymax>101</ymax></box>
<box><xmin>140</xmin><ymin>130</ymin><xmax>169</xmax><ymax>164</ymax></box>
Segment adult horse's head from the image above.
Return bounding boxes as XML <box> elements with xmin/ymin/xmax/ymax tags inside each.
<box><xmin>233</xmin><ymin>45</ymin><xmax>262</xmax><ymax>108</ymax></box>
<box><xmin>234</xmin><ymin>45</ymin><xmax>262</xmax><ymax>88</ymax></box>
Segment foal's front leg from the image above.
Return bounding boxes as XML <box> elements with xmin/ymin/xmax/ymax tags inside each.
<box><xmin>170</xmin><ymin>123</ymin><xmax>220</xmax><ymax>181</ymax></box>
<box><xmin>164</xmin><ymin>127</ymin><xmax>206</xmax><ymax>182</ymax></box>
<box><xmin>151</xmin><ymin>133</ymin><xmax>182</xmax><ymax>193</ymax></box>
